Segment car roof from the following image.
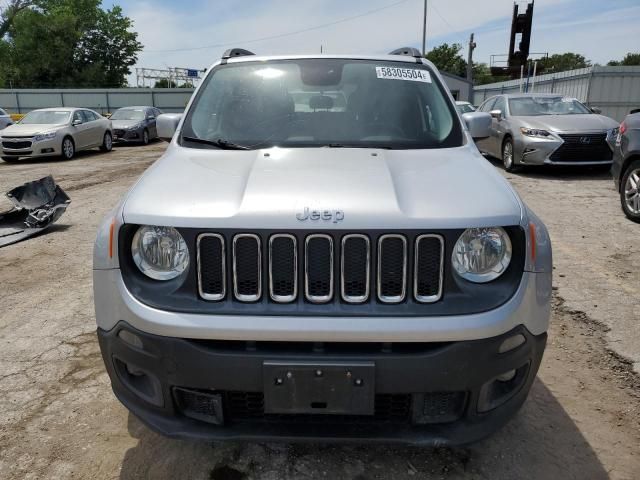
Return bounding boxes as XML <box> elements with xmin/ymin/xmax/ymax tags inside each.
<box><xmin>500</xmin><ymin>93</ymin><xmax>571</xmax><ymax>99</ymax></box>
<box><xmin>31</xmin><ymin>107</ymin><xmax>83</xmax><ymax>112</ymax></box>
<box><xmin>115</xmin><ymin>106</ymin><xmax>154</xmax><ymax>110</ymax></box>
<box><xmin>225</xmin><ymin>54</ymin><xmax>433</xmax><ymax>65</ymax></box>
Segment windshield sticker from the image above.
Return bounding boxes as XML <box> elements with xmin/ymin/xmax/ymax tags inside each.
<box><xmin>375</xmin><ymin>66</ymin><xmax>431</xmax><ymax>83</ymax></box>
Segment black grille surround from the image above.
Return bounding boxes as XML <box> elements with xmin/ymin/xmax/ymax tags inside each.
<box><xmin>2</xmin><ymin>140</ymin><xmax>32</xmax><ymax>149</ymax></box>
<box><xmin>549</xmin><ymin>133</ymin><xmax>613</xmax><ymax>163</ymax></box>
<box><xmin>118</xmin><ymin>226</ymin><xmax>526</xmax><ymax>317</ymax></box>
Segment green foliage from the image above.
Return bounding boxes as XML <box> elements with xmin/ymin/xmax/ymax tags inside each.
<box><xmin>537</xmin><ymin>53</ymin><xmax>590</xmax><ymax>73</ymax></box>
<box><xmin>425</xmin><ymin>43</ymin><xmax>466</xmax><ymax>78</ymax></box>
<box><xmin>0</xmin><ymin>0</ymin><xmax>142</xmax><ymax>88</ymax></box>
<box><xmin>472</xmin><ymin>63</ymin><xmax>509</xmax><ymax>85</ymax></box>
<box><xmin>607</xmin><ymin>53</ymin><xmax>640</xmax><ymax>66</ymax></box>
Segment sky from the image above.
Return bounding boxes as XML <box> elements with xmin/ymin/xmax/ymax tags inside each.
<box><xmin>102</xmin><ymin>0</ymin><xmax>640</xmax><ymax>85</ymax></box>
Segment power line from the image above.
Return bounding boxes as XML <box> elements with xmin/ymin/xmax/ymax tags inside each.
<box><xmin>144</xmin><ymin>0</ymin><xmax>413</xmax><ymax>54</ymax></box>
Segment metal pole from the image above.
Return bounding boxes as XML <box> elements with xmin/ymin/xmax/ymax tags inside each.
<box><xmin>531</xmin><ymin>61</ymin><xmax>537</xmax><ymax>92</ymax></box>
<box><xmin>519</xmin><ymin>64</ymin><xmax>525</xmax><ymax>93</ymax></box>
<box><xmin>466</xmin><ymin>33</ymin><xmax>476</xmax><ymax>83</ymax></box>
<box><xmin>421</xmin><ymin>0</ymin><xmax>428</xmax><ymax>56</ymax></box>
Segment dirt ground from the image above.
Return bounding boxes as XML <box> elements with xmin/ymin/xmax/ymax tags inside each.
<box><xmin>0</xmin><ymin>144</ymin><xmax>638</xmax><ymax>480</ymax></box>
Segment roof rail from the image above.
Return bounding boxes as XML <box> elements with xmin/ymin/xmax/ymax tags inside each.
<box><xmin>221</xmin><ymin>48</ymin><xmax>256</xmax><ymax>60</ymax></box>
<box><xmin>388</xmin><ymin>47</ymin><xmax>423</xmax><ymax>59</ymax></box>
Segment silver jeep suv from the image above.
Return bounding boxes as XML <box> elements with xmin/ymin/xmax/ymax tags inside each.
<box><xmin>93</xmin><ymin>48</ymin><xmax>552</xmax><ymax>445</ymax></box>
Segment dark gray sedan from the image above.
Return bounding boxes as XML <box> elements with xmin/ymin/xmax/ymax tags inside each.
<box><xmin>475</xmin><ymin>94</ymin><xmax>618</xmax><ymax>172</ymax></box>
<box><xmin>612</xmin><ymin>110</ymin><xmax>640</xmax><ymax>222</ymax></box>
<box><xmin>111</xmin><ymin>106</ymin><xmax>162</xmax><ymax>145</ymax></box>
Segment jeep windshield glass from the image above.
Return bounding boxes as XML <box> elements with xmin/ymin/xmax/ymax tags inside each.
<box><xmin>181</xmin><ymin>59</ymin><xmax>462</xmax><ymax>150</ymax></box>
<box><xmin>509</xmin><ymin>96</ymin><xmax>592</xmax><ymax>116</ymax></box>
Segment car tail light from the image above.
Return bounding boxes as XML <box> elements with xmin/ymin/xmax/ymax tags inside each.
<box><xmin>620</xmin><ymin>122</ymin><xmax>627</xmax><ymax>135</ymax></box>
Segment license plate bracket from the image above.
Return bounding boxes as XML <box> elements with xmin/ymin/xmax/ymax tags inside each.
<box><xmin>263</xmin><ymin>361</ymin><xmax>375</xmax><ymax>415</ymax></box>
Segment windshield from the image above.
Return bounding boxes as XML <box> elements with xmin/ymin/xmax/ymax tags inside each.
<box><xmin>20</xmin><ymin>110</ymin><xmax>70</xmax><ymax>125</ymax></box>
<box><xmin>509</xmin><ymin>96</ymin><xmax>591</xmax><ymax>116</ymax></box>
<box><xmin>182</xmin><ymin>59</ymin><xmax>462</xmax><ymax>150</ymax></box>
<box><xmin>111</xmin><ymin>109</ymin><xmax>145</xmax><ymax>121</ymax></box>
<box><xmin>456</xmin><ymin>103</ymin><xmax>475</xmax><ymax>114</ymax></box>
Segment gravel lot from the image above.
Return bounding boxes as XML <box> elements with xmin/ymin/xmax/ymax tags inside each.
<box><xmin>0</xmin><ymin>144</ymin><xmax>638</xmax><ymax>479</ymax></box>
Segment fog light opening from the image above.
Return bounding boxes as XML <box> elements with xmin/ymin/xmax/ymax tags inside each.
<box><xmin>498</xmin><ymin>334</ymin><xmax>525</xmax><ymax>353</ymax></box>
<box><xmin>496</xmin><ymin>369</ymin><xmax>516</xmax><ymax>382</ymax></box>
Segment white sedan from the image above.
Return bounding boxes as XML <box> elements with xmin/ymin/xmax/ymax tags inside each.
<box><xmin>0</xmin><ymin>107</ymin><xmax>113</xmax><ymax>163</ymax></box>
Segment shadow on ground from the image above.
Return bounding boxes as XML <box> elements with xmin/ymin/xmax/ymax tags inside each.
<box><xmin>484</xmin><ymin>155</ymin><xmax>613</xmax><ymax>182</ymax></box>
<box><xmin>118</xmin><ymin>380</ymin><xmax>608</xmax><ymax>480</ymax></box>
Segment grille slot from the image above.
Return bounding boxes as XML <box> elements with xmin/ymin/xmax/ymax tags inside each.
<box><xmin>222</xmin><ymin>391</ymin><xmax>412</xmax><ymax>424</ymax></box>
<box><xmin>414</xmin><ymin>234</ymin><xmax>444</xmax><ymax>303</ymax></box>
<box><xmin>233</xmin><ymin>234</ymin><xmax>262</xmax><ymax>302</ymax></box>
<box><xmin>550</xmin><ymin>133</ymin><xmax>612</xmax><ymax>162</ymax></box>
<box><xmin>305</xmin><ymin>234</ymin><xmax>334</xmax><ymax>303</ymax></box>
<box><xmin>269</xmin><ymin>234</ymin><xmax>297</xmax><ymax>303</ymax></box>
<box><xmin>197</xmin><ymin>234</ymin><xmax>226</xmax><ymax>301</ymax></box>
<box><xmin>377</xmin><ymin>234</ymin><xmax>407</xmax><ymax>303</ymax></box>
<box><xmin>2</xmin><ymin>140</ymin><xmax>32</xmax><ymax>149</ymax></box>
<box><xmin>341</xmin><ymin>234</ymin><xmax>370</xmax><ymax>303</ymax></box>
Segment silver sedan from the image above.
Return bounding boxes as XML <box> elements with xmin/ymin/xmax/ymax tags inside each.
<box><xmin>475</xmin><ymin>93</ymin><xmax>619</xmax><ymax>172</ymax></box>
<box><xmin>0</xmin><ymin>107</ymin><xmax>113</xmax><ymax>163</ymax></box>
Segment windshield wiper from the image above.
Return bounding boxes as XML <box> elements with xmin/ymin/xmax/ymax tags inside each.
<box><xmin>182</xmin><ymin>136</ymin><xmax>250</xmax><ymax>150</ymax></box>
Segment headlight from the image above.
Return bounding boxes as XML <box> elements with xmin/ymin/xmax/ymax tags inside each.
<box><xmin>34</xmin><ymin>132</ymin><xmax>57</xmax><ymax>142</ymax></box>
<box><xmin>127</xmin><ymin>123</ymin><xmax>142</xmax><ymax>130</ymax></box>
<box><xmin>131</xmin><ymin>226</ymin><xmax>189</xmax><ymax>280</ymax></box>
<box><xmin>520</xmin><ymin>127</ymin><xmax>551</xmax><ymax>138</ymax></box>
<box><xmin>452</xmin><ymin>227</ymin><xmax>512</xmax><ymax>283</ymax></box>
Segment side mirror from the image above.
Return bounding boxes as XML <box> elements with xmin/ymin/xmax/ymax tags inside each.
<box><xmin>72</xmin><ymin>119</ymin><xmax>82</xmax><ymax>126</ymax></box>
<box><xmin>147</xmin><ymin>116</ymin><xmax>155</xmax><ymax>121</ymax></box>
<box><xmin>462</xmin><ymin>112</ymin><xmax>492</xmax><ymax>140</ymax></box>
<box><xmin>156</xmin><ymin>113</ymin><xmax>183</xmax><ymax>142</ymax></box>
<box><xmin>489</xmin><ymin>109</ymin><xmax>503</xmax><ymax>120</ymax></box>
<box><xmin>590</xmin><ymin>107</ymin><xmax>602</xmax><ymax>114</ymax></box>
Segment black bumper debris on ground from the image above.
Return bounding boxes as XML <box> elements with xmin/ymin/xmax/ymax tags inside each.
<box><xmin>0</xmin><ymin>175</ymin><xmax>71</xmax><ymax>248</ymax></box>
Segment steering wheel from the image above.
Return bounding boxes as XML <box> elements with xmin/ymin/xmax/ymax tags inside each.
<box><xmin>361</xmin><ymin>122</ymin><xmax>406</xmax><ymax>138</ymax></box>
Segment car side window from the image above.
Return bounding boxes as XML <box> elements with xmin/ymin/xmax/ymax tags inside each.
<box><xmin>493</xmin><ymin>97</ymin><xmax>507</xmax><ymax>116</ymax></box>
<box><xmin>0</xmin><ymin>108</ymin><xmax>6</xmax><ymax>116</ymax></box>
<box><xmin>73</xmin><ymin>111</ymin><xmax>83</xmax><ymax>124</ymax></box>
<box><xmin>81</xmin><ymin>110</ymin><xmax>95</xmax><ymax>122</ymax></box>
<box><xmin>155</xmin><ymin>108</ymin><xmax>163</xmax><ymax>116</ymax></box>
<box><xmin>479</xmin><ymin>97</ymin><xmax>497</xmax><ymax>112</ymax></box>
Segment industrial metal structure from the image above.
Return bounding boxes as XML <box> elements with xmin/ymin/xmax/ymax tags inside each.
<box><xmin>135</xmin><ymin>67</ymin><xmax>204</xmax><ymax>88</ymax></box>
<box><xmin>473</xmin><ymin>66</ymin><xmax>640</xmax><ymax>122</ymax></box>
<box><xmin>491</xmin><ymin>1</ymin><xmax>536</xmax><ymax>78</ymax></box>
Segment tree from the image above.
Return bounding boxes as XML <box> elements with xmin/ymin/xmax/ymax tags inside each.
<box><xmin>0</xmin><ymin>0</ymin><xmax>142</xmax><ymax>88</ymax></box>
<box><xmin>425</xmin><ymin>43</ymin><xmax>466</xmax><ymax>78</ymax></box>
<box><xmin>472</xmin><ymin>62</ymin><xmax>509</xmax><ymax>85</ymax></box>
<box><xmin>607</xmin><ymin>53</ymin><xmax>640</xmax><ymax>66</ymax></box>
<box><xmin>154</xmin><ymin>79</ymin><xmax>178</xmax><ymax>88</ymax></box>
<box><xmin>537</xmin><ymin>53</ymin><xmax>590</xmax><ymax>73</ymax></box>
<box><xmin>0</xmin><ymin>0</ymin><xmax>36</xmax><ymax>39</ymax></box>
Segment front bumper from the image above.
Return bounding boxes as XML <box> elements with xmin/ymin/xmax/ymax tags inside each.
<box><xmin>1</xmin><ymin>137</ymin><xmax>60</xmax><ymax>158</ymax></box>
<box><xmin>514</xmin><ymin>132</ymin><xmax>614</xmax><ymax>166</ymax></box>
<box><xmin>98</xmin><ymin>322</ymin><xmax>546</xmax><ymax>445</ymax></box>
<box><xmin>113</xmin><ymin>128</ymin><xmax>143</xmax><ymax>143</ymax></box>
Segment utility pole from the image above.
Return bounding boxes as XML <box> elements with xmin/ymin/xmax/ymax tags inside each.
<box><xmin>466</xmin><ymin>33</ymin><xmax>476</xmax><ymax>83</ymax></box>
<box><xmin>421</xmin><ymin>0</ymin><xmax>428</xmax><ymax>56</ymax></box>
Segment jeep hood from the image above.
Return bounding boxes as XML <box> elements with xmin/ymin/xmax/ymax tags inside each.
<box><xmin>122</xmin><ymin>144</ymin><xmax>523</xmax><ymax>229</ymax></box>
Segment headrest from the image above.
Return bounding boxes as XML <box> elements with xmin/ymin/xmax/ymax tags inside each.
<box><xmin>309</xmin><ymin>95</ymin><xmax>334</xmax><ymax>111</ymax></box>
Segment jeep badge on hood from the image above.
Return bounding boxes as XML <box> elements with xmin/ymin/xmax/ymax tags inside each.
<box><xmin>296</xmin><ymin>207</ymin><xmax>345</xmax><ymax>223</ymax></box>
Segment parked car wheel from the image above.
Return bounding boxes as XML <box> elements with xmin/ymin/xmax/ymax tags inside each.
<box><xmin>61</xmin><ymin>137</ymin><xmax>75</xmax><ymax>160</ymax></box>
<box><xmin>100</xmin><ymin>131</ymin><xmax>113</xmax><ymax>152</ymax></box>
<box><xmin>502</xmin><ymin>138</ymin><xmax>520</xmax><ymax>173</ymax></box>
<box><xmin>620</xmin><ymin>159</ymin><xmax>640</xmax><ymax>223</ymax></box>
<box><xmin>142</xmin><ymin>129</ymin><xmax>150</xmax><ymax>145</ymax></box>
<box><xmin>1</xmin><ymin>156</ymin><xmax>19</xmax><ymax>163</ymax></box>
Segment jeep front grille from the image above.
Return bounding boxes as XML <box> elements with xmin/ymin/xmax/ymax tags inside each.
<box><xmin>197</xmin><ymin>232</ymin><xmax>444</xmax><ymax>305</ymax></box>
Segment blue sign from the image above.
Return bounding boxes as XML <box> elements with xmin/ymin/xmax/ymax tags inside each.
<box><xmin>187</xmin><ymin>69</ymin><xmax>199</xmax><ymax>78</ymax></box>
